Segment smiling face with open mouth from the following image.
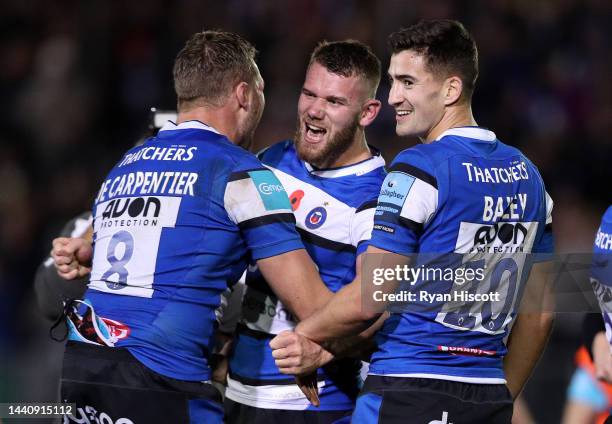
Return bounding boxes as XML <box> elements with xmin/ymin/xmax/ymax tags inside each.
<box><xmin>294</xmin><ymin>62</ymin><xmax>368</xmax><ymax>168</ymax></box>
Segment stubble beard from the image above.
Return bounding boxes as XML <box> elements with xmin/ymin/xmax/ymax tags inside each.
<box><xmin>294</xmin><ymin>116</ymin><xmax>360</xmax><ymax>169</ymax></box>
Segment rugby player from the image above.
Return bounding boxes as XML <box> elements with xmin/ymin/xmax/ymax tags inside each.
<box><xmin>36</xmin><ymin>109</ymin><xmax>177</xmax><ymax>322</ymax></box>
<box><xmin>271</xmin><ymin>19</ymin><xmax>555</xmax><ymax>423</ymax></box>
<box><xmin>52</xmin><ymin>30</ymin><xmax>333</xmax><ymax>424</ymax></box>
<box><xmin>224</xmin><ymin>40</ymin><xmax>386</xmax><ymax>423</ymax></box>
<box><xmin>589</xmin><ymin>205</ymin><xmax>612</xmax><ymax>422</ymax></box>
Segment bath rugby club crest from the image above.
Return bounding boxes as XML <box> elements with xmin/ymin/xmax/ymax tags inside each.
<box><xmin>305</xmin><ymin>206</ymin><xmax>327</xmax><ymax>229</ymax></box>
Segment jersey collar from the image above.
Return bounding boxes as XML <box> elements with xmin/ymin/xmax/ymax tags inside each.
<box><xmin>159</xmin><ymin>120</ymin><xmax>221</xmax><ymax>135</ymax></box>
<box><xmin>303</xmin><ymin>149</ymin><xmax>386</xmax><ymax>178</ymax></box>
<box><xmin>436</xmin><ymin>127</ymin><xmax>496</xmax><ymax>142</ymax></box>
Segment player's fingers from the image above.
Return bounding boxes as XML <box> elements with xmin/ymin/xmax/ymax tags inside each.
<box><xmin>274</xmin><ymin>357</ymin><xmax>300</xmax><ymax>369</ymax></box>
<box><xmin>271</xmin><ymin>347</ymin><xmax>292</xmax><ymax>360</ymax></box>
<box><xmin>58</xmin><ymin>268</ymin><xmax>79</xmax><ymax>280</ymax></box>
<box><xmin>57</xmin><ymin>238</ymin><xmax>87</xmax><ymax>257</ymax></box>
<box><xmin>77</xmin><ymin>266</ymin><xmax>92</xmax><ymax>278</ymax></box>
<box><xmin>52</xmin><ymin>237</ymin><xmax>70</xmax><ymax>249</ymax></box>
<box><xmin>271</xmin><ymin>342</ymin><xmax>303</xmax><ymax>359</ymax></box>
<box><xmin>53</xmin><ymin>254</ymin><xmax>74</xmax><ymax>266</ymax></box>
<box><xmin>55</xmin><ymin>247</ymin><xmax>77</xmax><ymax>258</ymax></box>
<box><xmin>269</xmin><ymin>331</ymin><xmax>296</xmax><ymax>350</ymax></box>
<box><xmin>54</xmin><ymin>241</ymin><xmax>78</xmax><ymax>254</ymax></box>
<box><xmin>56</xmin><ymin>262</ymin><xmax>77</xmax><ymax>273</ymax></box>
<box><xmin>50</xmin><ymin>247</ymin><xmax>65</xmax><ymax>260</ymax></box>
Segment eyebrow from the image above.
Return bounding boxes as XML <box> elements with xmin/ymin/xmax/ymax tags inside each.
<box><xmin>302</xmin><ymin>87</ymin><xmax>348</xmax><ymax>104</ymax></box>
<box><xmin>388</xmin><ymin>73</ymin><xmax>416</xmax><ymax>81</ymax></box>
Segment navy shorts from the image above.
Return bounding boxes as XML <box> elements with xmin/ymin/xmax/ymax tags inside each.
<box><xmin>61</xmin><ymin>341</ymin><xmax>223</xmax><ymax>424</ymax></box>
<box><xmin>352</xmin><ymin>375</ymin><xmax>513</xmax><ymax>424</ymax></box>
<box><xmin>224</xmin><ymin>398</ymin><xmax>352</xmax><ymax>424</ymax></box>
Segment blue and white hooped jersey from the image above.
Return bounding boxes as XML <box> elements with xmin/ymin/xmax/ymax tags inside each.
<box><xmin>369</xmin><ymin>127</ymin><xmax>554</xmax><ymax>383</ymax></box>
<box><xmin>227</xmin><ymin>141</ymin><xmax>386</xmax><ymax>410</ymax></box>
<box><xmin>85</xmin><ymin>121</ymin><xmax>303</xmax><ymax>382</ymax></box>
<box><xmin>591</xmin><ymin>206</ymin><xmax>612</xmax><ymax>347</ymax></box>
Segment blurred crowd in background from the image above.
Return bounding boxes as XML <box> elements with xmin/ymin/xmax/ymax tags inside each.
<box><xmin>0</xmin><ymin>0</ymin><xmax>610</xmax><ymax>422</ymax></box>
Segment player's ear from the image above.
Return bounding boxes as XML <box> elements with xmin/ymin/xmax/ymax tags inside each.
<box><xmin>359</xmin><ymin>99</ymin><xmax>382</xmax><ymax>127</ymax></box>
<box><xmin>235</xmin><ymin>81</ymin><xmax>250</xmax><ymax>110</ymax></box>
<box><xmin>443</xmin><ymin>76</ymin><xmax>463</xmax><ymax>106</ymax></box>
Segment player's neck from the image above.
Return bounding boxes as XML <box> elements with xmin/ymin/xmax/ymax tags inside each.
<box><xmin>317</xmin><ymin>130</ymin><xmax>372</xmax><ymax>169</ymax></box>
<box><xmin>176</xmin><ymin>106</ymin><xmax>241</xmax><ymax>144</ymax></box>
<box><xmin>422</xmin><ymin>105</ymin><xmax>477</xmax><ymax>144</ymax></box>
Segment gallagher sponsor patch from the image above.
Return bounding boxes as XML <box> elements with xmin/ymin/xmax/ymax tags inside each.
<box><xmin>378</xmin><ymin>172</ymin><xmax>414</xmax><ymax>208</ymax></box>
<box><xmin>249</xmin><ymin>170</ymin><xmax>291</xmax><ymax>211</ymax></box>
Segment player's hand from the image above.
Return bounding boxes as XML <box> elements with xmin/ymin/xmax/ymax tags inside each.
<box><xmin>270</xmin><ymin>332</ymin><xmax>334</xmax><ymax>407</ymax></box>
<box><xmin>270</xmin><ymin>331</ymin><xmax>334</xmax><ymax>375</ymax></box>
<box><xmin>51</xmin><ymin>237</ymin><xmax>93</xmax><ymax>280</ymax></box>
<box><xmin>592</xmin><ymin>332</ymin><xmax>612</xmax><ymax>383</ymax></box>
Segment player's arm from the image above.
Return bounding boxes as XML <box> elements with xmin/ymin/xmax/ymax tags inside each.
<box><xmin>591</xmin><ymin>330</ymin><xmax>612</xmax><ymax>383</ymax></box>
<box><xmin>257</xmin><ymin>249</ymin><xmax>333</xmax><ymax>320</ymax></box>
<box><xmin>270</xmin><ymin>245</ymin><xmax>406</xmax><ymax>375</ymax></box>
<box><xmin>319</xmin><ymin>253</ymin><xmax>388</xmax><ymax>359</ymax></box>
<box><xmin>505</xmin><ymin>190</ymin><xmax>556</xmax><ymax>398</ymax></box>
<box><xmin>293</xmin><ymin>246</ymin><xmax>409</xmax><ymax>343</ymax></box>
<box><xmin>224</xmin><ymin>165</ymin><xmax>334</xmax><ymax>320</ymax></box>
<box><xmin>271</xmin><ymin>154</ymin><xmax>435</xmax><ymax>373</ymax></box>
<box><xmin>34</xmin><ymin>214</ymin><xmax>93</xmax><ymax>320</ymax></box>
<box><xmin>503</xmin><ymin>260</ymin><xmax>555</xmax><ymax>399</ymax></box>
<box><xmin>270</xmin><ymin>252</ymin><xmax>390</xmax><ymax>376</ymax></box>
<box><xmin>580</xmin><ymin>313</ymin><xmax>612</xmax><ymax>382</ymax></box>
<box><xmin>210</xmin><ymin>279</ymin><xmax>247</xmax><ymax>386</ymax></box>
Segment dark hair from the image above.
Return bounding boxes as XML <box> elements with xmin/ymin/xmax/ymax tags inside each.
<box><xmin>173</xmin><ymin>30</ymin><xmax>258</xmax><ymax>107</ymax></box>
<box><xmin>388</xmin><ymin>19</ymin><xmax>478</xmax><ymax>99</ymax></box>
<box><xmin>309</xmin><ymin>40</ymin><xmax>381</xmax><ymax>97</ymax></box>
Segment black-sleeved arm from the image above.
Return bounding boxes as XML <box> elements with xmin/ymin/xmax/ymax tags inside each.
<box><xmin>34</xmin><ymin>212</ymin><xmax>92</xmax><ymax>321</ymax></box>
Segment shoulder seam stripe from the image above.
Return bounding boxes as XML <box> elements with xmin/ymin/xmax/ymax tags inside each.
<box><xmin>297</xmin><ymin>228</ymin><xmax>356</xmax><ymax>252</ymax></box>
<box><xmin>389</xmin><ymin>163</ymin><xmax>438</xmax><ymax>189</ymax></box>
<box><xmin>398</xmin><ymin>216</ymin><xmax>424</xmax><ymax>234</ymax></box>
<box><xmin>228</xmin><ymin>168</ymin><xmax>268</xmax><ymax>182</ymax></box>
<box><xmin>238</xmin><ymin>213</ymin><xmax>296</xmax><ymax>230</ymax></box>
<box><xmin>356</xmin><ymin>200</ymin><xmax>378</xmax><ymax>213</ymax></box>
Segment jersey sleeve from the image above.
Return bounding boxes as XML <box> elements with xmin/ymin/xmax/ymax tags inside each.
<box><xmin>369</xmin><ymin>149</ymin><xmax>438</xmax><ymax>255</ymax></box>
<box><xmin>351</xmin><ymin>199</ymin><xmax>378</xmax><ymax>256</ymax></box>
<box><xmin>223</xmin><ymin>163</ymin><xmax>304</xmax><ymax>260</ymax></box>
<box><xmin>533</xmin><ymin>191</ymin><xmax>554</xmax><ymax>255</ymax></box>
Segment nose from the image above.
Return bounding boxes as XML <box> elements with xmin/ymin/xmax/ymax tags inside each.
<box><xmin>388</xmin><ymin>81</ymin><xmax>402</xmax><ymax>107</ymax></box>
<box><xmin>306</xmin><ymin>98</ymin><xmax>325</xmax><ymax>120</ymax></box>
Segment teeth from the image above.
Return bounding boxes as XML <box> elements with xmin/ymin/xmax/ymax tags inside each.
<box><xmin>397</xmin><ymin>111</ymin><xmax>412</xmax><ymax>116</ymax></box>
<box><xmin>306</xmin><ymin>123</ymin><xmax>326</xmax><ymax>134</ymax></box>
